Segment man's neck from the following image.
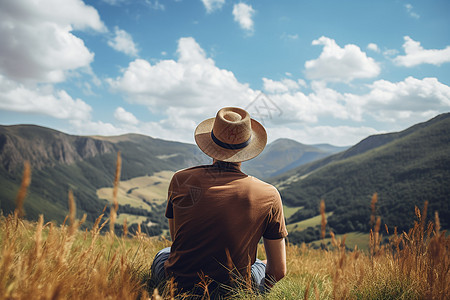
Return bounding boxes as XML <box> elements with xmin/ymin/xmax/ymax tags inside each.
<box><xmin>212</xmin><ymin>159</ymin><xmax>242</xmax><ymax>170</ymax></box>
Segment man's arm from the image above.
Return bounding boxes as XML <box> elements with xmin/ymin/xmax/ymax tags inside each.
<box><xmin>263</xmin><ymin>237</ymin><xmax>287</xmax><ymax>287</ymax></box>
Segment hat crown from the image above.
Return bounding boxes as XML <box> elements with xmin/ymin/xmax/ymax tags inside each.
<box><xmin>194</xmin><ymin>106</ymin><xmax>267</xmax><ymax>162</ymax></box>
<box><xmin>212</xmin><ymin>107</ymin><xmax>251</xmax><ymax>145</ymax></box>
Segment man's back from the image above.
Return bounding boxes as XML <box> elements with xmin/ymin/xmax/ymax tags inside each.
<box><xmin>165</xmin><ymin>161</ymin><xmax>286</xmax><ymax>290</ymax></box>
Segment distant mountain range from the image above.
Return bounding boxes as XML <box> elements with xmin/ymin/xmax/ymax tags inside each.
<box><xmin>0</xmin><ymin>125</ymin><xmax>207</xmax><ymax>225</ymax></box>
<box><xmin>1</xmin><ymin>113</ymin><xmax>449</xmax><ymax>240</ymax></box>
<box><xmin>274</xmin><ymin>113</ymin><xmax>450</xmax><ymax>235</ymax></box>
<box><xmin>241</xmin><ymin>138</ymin><xmax>346</xmax><ymax>178</ymax></box>
<box><xmin>0</xmin><ymin>124</ymin><xmax>339</xmax><ymax>227</ymax></box>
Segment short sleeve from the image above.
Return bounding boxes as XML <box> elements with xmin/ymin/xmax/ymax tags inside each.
<box><xmin>263</xmin><ymin>188</ymin><xmax>288</xmax><ymax>240</ymax></box>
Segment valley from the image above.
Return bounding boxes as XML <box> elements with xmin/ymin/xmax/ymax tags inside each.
<box><xmin>97</xmin><ymin>170</ymin><xmax>174</xmax><ymax>211</ymax></box>
<box><xmin>1</xmin><ymin>112</ymin><xmax>449</xmax><ymax>247</ymax></box>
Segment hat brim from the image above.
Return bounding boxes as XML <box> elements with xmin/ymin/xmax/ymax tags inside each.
<box><xmin>194</xmin><ymin>117</ymin><xmax>267</xmax><ymax>162</ymax></box>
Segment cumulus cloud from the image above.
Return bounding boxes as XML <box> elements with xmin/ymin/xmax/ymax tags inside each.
<box><xmin>393</xmin><ymin>36</ymin><xmax>450</xmax><ymax>67</ymax></box>
<box><xmin>114</xmin><ymin>107</ymin><xmax>139</xmax><ymax>125</ymax></box>
<box><xmin>405</xmin><ymin>4</ymin><xmax>420</xmax><ymax>19</ymax></box>
<box><xmin>361</xmin><ymin>76</ymin><xmax>450</xmax><ymax>122</ymax></box>
<box><xmin>263</xmin><ymin>78</ymin><xmax>305</xmax><ymax>94</ymax></box>
<box><xmin>70</xmin><ymin>119</ymin><xmax>121</xmax><ymax>136</ymax></box>
<box><xmin>383</xmin><ymin>49</ymin><xmax>399</xmax><ymax>57</ymax></box>
<box><xmin>263</xmin><ymin>81</ymin><xmax>362</xmax><ymax>125</ymax></box>
<box><xmin>108</xmin><ymin>37</ymin><xmax>257</xmax><ymax>138</ymax></box>
<box><xmin>260</xmin><ymin>75</ymin><xmax>450</xmax><ymax>132</ymax></box>
<box><xmin>108</xmin><ymin>27</ymin><xmax>139</xmax><ymax>57</ymax></box>
<box><xmin>232</xmin><ymin>3</ymin><xmax>255</xmax><ymax>34</ymax></box>
<box><xmin>0</xmin><ymin>75</ymin><xmax>92</xmax><ymax>121</ymax></box>
<box><xmin>201</xmin><ymin>0</ymin><xmax>225</xmax><ymax>13</ymax></box>
<box><xmin>305</xmin><ymin>36</ymin><xmax>380</xmax><ymax>82</ymax></box>
<box><xmin>0</xmin><ymin>0</ymin><xmax>105</xmax><ymax>83</ymax></box>
<box><xmin>367</xmin><ymin>43</ymin><xmax>380</xmax><ymax>53</ymax></box>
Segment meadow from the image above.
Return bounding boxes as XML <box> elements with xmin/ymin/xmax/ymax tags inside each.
<box><xmin>0</xmin><ymin>160</ymin><xmax>448</xmax><ymax>299</ymax></box>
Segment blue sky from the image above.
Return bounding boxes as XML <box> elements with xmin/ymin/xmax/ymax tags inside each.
<box><xmin>1</xmin><ymin>0</ymin><xmax>449</xmax><ymax>146</ymax></box>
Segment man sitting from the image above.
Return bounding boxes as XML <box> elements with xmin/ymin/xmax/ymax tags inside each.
<box><xmin>150</xmin><ymin>107</ymin><xmax>288</xmax><ymax>297</ymax></box>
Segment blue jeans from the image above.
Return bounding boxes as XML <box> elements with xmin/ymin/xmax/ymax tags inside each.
<box><xmin>150</xmin><ymin>247</ymin><xmax>267</xmax><ymax>294</ymax></box>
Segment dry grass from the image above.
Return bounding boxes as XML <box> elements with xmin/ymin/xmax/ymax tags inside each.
<box><xmin>0</xmin><ymin>162</ymin><xmax>448</xmax><ymax>299</ymax></box>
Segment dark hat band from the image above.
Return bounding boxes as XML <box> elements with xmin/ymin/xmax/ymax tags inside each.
<box><xmin>211</xmin><ymin>131</ymin><xmax>252</xmax><ymax>150</ymax></box>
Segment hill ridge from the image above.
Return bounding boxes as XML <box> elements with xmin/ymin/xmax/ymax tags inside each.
<box><xmin>275</xmin><ymin>112</ymin><xmax>450</xmax><ymax>236</ymax></box>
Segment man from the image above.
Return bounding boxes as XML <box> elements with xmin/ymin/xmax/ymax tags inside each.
<box><xmin>150</xmin><ymin>107</ymin><xmax>288</xmax><ymax>296</ymax></box>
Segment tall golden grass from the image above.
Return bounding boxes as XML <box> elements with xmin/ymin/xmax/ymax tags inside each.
<box><xmin>0</xmin><ymin>160</ymin><xmax>448</xmax><ymax>299</ymax></box>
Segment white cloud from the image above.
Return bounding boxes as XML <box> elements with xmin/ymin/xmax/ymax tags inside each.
<box><xmin>0</xmin><ymin>75</ymin><xmax>92</xmax><ymax>121</ymax></box>
<box><xmin>393</xmin><ymin>36</ymin><xmax>450</xmax><ymax>67</ymax></box>
<box><xmin>263</xmin><ymin>81</ymin><xmax>362</xmax><ymax>125</ymax></box>
<box><xmin>383</xmin><ymin>49</ymin><xmax>399</xmax><ymax>57</ymax></box>
<box><xmin>105</xmin><ymin>36</ymin><xmax>450</xmax><ymax>147</ymax></box>
<box><xmin>108</xmin><ymin>37</ymin><xmax>257</xmax><ymax>136</ymax></box>
<box><xmin>102</xmin><ymin>0</ymin><xmax>127</xmax><ymax>5</ymax></box>
<box><xmin>201</xmin><ymin>0</ymin><xmax>225</xmax><ymax>13</ymax></box>
<box><xmin>367</xmin><ymin>43</ymin><xmax>380</xmax><ymax>53</ymax></box>
<box><xmin>108</xmin><ymin>27</ymin><xmax>139</xmax><ymax>57</ymax></box>
<box><xmin>114</xmin><ymin>107</ymin><xmax>139</xmax><ymax>125</ymax></box>
<box><xmin>267</xmin><ymin>125</ymin><xmax>381</xmax><ymax>147</ymax></box>
<box><xmin>281</xmin><ymin>33</ymin><xmax>299</xmax><ymax>40</ymax></box>
<box><xmin>405</xmin><ymin>4</ymin><xmax>420</xmax><ymax>19</ymax></box>
<box><xmin>260</xmin><ymin>75</ymin><xmax>450</xmax><ymax>131</ymax></box>
<box><xmin>70</xmin><ymin>119</ymin><xmax>121</xmax><ymax>136</ymax></box>
<box><xmin>305</xmin><ymin>36</ymin><xmax>380</xmax><ymax>82</ymax></box>
<box><xmin>232</xmin><ymin>3</ymin><xmax>255</xmax><ymax>34</ymax></box>
<box><xmin>146</xmin><ymin>0</ymin><xmax>165</xmax><ymax>10</ymax></box>
<box><xmin>361</xmin><ymin>76</ymin><xmax>450</xmax><ymax>123</ymax></box>
<box><xmin>0</xmin><ymin>0</ymin><xmax>105</xmax><ymax>84</ymax></box>
<box><xmin>102</xmin><ymin>0</ymin><xmax>164</xmax><ymax>10</ymax></box>
<box><xmin>263</xmin><ymin>78</ymin><xmax>305</xmax><ymax>94</ymax></box>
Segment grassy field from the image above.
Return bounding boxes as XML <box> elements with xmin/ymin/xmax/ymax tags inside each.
<box><xmin>283</xmin><ymin>205</ymin><xmax>304</xmax><ymax>219</ymax></box>
<box><xmin>116</xmin><ymin>213</ymin><xmax>150</xmax><ymax>226</ymax></box>
<box><xmin>1</xmin><ymin>203</ymin><xmax>448</xmax><ymax>299</ymax></box>
<box><xmin>2</xmin><ymin>160</ymin><xmax>448</xmax><ymax>299</ymax></box>
<box><xmin>287</xmin><ymin>212</ymin><xmax>333</xmax><ymax>232</ymax></box>
<box><xmin>309</xmin><ymin>232</ymin><xmax>371</xmax><ymax>252</ymax></box>
<box><xmin>96</xmin><ymin>170</ymin><xmax>173</xmax><ymax>210</ymax></box>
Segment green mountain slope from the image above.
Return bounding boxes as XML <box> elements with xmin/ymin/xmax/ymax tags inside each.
<box><xmin>274</xmin><ymin>113</ymin><xmax>450</xmax><ymax>234</ymax></box>
<box><xmin>242</xmin><ymin>138</ymin><xmax>347</xmax><ymax>179</ymax></box>
<box><xmin>0</xmin><ymin>125</ymin><xmax>209</xmax><ymax>225</ymax></box>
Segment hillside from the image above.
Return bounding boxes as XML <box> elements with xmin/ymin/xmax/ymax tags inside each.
<box><xmin>0</xmin><ymin>124</ymin><xmax>342</xmax><ymax>230</ymax></box>
<box><xmin>242</xmin><ymin>138</ymin><xmax>346</xmax><ymax>179</ymax></box>
<box><xmin>0</xmin><ymin>125</ymin><xmax>209</xmax><ymax>227</ymax></box>
<box><xmin>2</xmin><ymin>113</ymin><xmax>449</xmax><ymax>244</ymax></box>
<box><xmin>274</xmin><ymin>113</ymin><xmax>450</xmax><ymax>239</ymax></box>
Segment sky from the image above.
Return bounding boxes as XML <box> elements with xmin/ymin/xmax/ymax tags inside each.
<box><xmin>1</xmin><ymin>0</ymin><xmax>449</xmax><ymax>147</ymax></box>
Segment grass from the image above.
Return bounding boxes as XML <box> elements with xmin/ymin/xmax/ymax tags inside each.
<box><xmin>309</xmin><ymin>232</ymin><xmax>370</xmax><ymax>252</ymax></box>
<box><xmin>287</xmin><ymin>212</ymin><xmax>333</xmax><ymax>232</ymax></box>
<box><xmin>116</xmin><ymin>213</ymin><xmax>150</xmax><ymax>226</ymax></box>
<box><xmin>96</xmin><ymin>170</ymin><xmax>173</xmax><ymax>209</ymax></box>
<box><xmin>283</xmin><ymin>205</ymin><xmax>304</xmax><ymax>219</ymax></box>
<box><xmin>1</xmin><ymin>161</ymin><xmax>449</xmax><ymax>299</ymax></box>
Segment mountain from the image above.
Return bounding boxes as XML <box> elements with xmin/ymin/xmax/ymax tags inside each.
<box><xmin>3</xmin><ymin>113</ymin><xmax>448</xmax><ymax>242</ymax></box>
<box><xmin>273</xmin><ymin>113</ymin><xmax>450</xmax><ymax>237</ymax></box>
<box><xmin>242</xmin><ymin>138</ymin><xmax>347</xmax><ymax>179</ymax></box>
<box><xmin>0</xmin><ymin>124</ymin><xmax>209</xmax><ymax>227</ymax></box>
<box><xmin>1</xmin><ymin>124</ymin><xmax>342</xmax><ymax>232</ymax></box>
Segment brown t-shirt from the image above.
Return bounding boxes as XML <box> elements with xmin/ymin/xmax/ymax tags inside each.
<box><xmin>165</xmin><ymin>161</ymin><xmax>288</xmax><ymax>290</ymax></box>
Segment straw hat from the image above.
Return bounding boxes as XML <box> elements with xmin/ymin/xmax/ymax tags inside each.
<box><xmin>194</xmin><ymin>107</ymin><xmax>267</xmax><ymax>162</ymax></box>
